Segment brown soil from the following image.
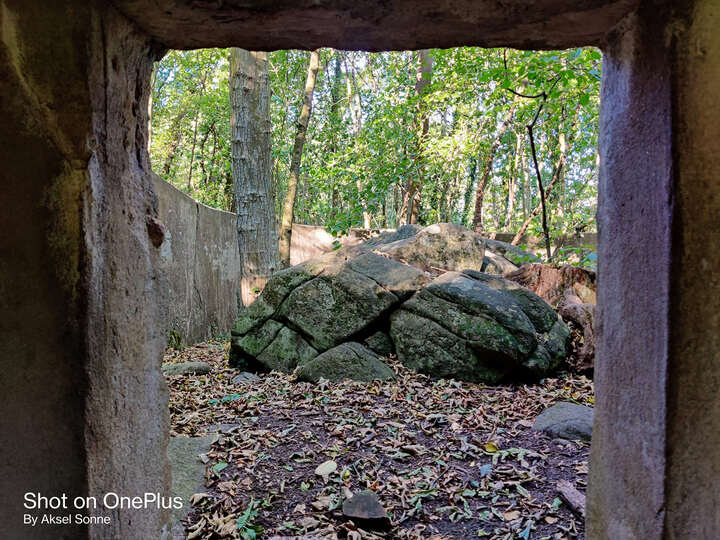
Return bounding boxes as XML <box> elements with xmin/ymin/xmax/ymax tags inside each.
<box><xmin>165</xmin><ymin>342</ymin><xmax>593</xmax><ymax>540</ymax></box>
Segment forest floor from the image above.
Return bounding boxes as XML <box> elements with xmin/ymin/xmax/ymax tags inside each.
<box><xmin>165</xmin><ymin>341</ymin><xmax>593</xmax><ymax>540</ymax></box>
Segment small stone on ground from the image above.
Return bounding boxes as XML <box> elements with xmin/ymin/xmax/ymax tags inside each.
<box><xmin>232</xmin><ymin>371</ymin><xmax>261</xmax><ymax>384</ymax></box>
<box><xmin>533</xmin><ymin>401</ymin><xmax>594</xmax><ymax>440</ymax></box>
<box><xmin>342</xmin><ymin>490</ymin><xmax>390</xmax><ymax>529</ymax></box>
<box><xmin>162</xmin><ymin>361</ymin><xmax>211</xmax><ymax>376</ymax></box>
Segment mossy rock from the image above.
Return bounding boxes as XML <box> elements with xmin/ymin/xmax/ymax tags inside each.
<box><xmin>296</xmin><ymin>342</ymin><xmax>395</xmax><ymax>383</ymax></box>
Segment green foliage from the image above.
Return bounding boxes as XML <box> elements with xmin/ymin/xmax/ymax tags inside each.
<box><xmin>150</xmin><ymin>48</ymin><xmax>233</xmax><ymax>209</ymax></box>
<box><xmin>236</xmin><ymin>498</ymin><xmax>264</xmax><ymax>539</ymax></box>
<box><xmin>150</xmin><ymin>46</ymin><xmax>600</xmax><ymax>245</ymax></box>
<box><xmin>167</xmin><ymin>329</ymin><xmax>183</xmax><ymax>350</ymax></box>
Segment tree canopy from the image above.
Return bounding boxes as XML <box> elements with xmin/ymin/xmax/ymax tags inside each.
<box><xmin>150</xmin><ymin>46</ymin><xmax>600</xmax><ymax>259</ymax></box>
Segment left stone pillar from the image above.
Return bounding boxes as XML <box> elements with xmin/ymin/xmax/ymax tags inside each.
<box><xmin>0</xmin><ymin>2</ymin><xmax>170</xmax><ymax>538</ymax></box>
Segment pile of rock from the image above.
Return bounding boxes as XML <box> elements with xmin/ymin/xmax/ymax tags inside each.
<box><xmin>229</xmin><ymin>223</ymin><xmax>570</xmax><ymax>384</ymax></box>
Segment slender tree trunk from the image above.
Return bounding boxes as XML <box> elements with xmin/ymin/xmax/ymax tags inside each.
<box><xmin>147</xmin><ymin>62</ymin><xmax>158</xmax><ymax>153</ymax></box>
<box><xmin>186</xmin><ymin>113</ymin><xmax>200</xmax><ymax>191</ymax></box>
<box><xmin>328</xmin><ymin>54</ymin><xmax>343</xmax><ymax>219</ymax></box>
<box><xmin>503</xmin><ymin>132</ymin><xmax>523</xmax><ymax>230</ymax></box>
<box><xmin>462</xmin><ymin>157</ymin><xmax>478</xmax><ymax>227</ymax></box>
<box><xmin>343</xmin><ymin>53</ymin><xmax>372</xmax><ymax>229</ymax></box>
<box><xmin>407</xmin><ymin>49</ymin><xmax>433</xmax><ymax>224</ymax></box>
<box><xmin>162</xmin><ymin>110</ymin><xmax>188</xmax><ymax>176</ymax></box>
<box><xmin>230</xmin><ymin>48</ymin><xmax>277</xmax><ymax>305</ymax></box>
<box><xmin>511</xmin><ymin>104</ymin><xmax>580</xmax><ymax>246</ymax></box>
<box><xmin>186</xmin><ymin>57</ymin><xmax>208</xmax><ymax>191</ymax></box>
<box><xmin>278</xmin><ymin>50</ymin><xmax>320</xmax><ymax>267</ymax></box>
<box><xmin>472</xmin><ymin>101</ymin><xmax>517</xmax><ymax>234</ymax></box>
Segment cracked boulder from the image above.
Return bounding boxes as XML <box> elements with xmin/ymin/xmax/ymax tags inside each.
<box><xmin>391</xmin><ymin>271</ymin><xmax>570</xmax><ymax>383</ymax></box>
<box><xmin>229</xmin><ymin>251</ymin><xmax>428</xmax><ymax>373</ymax></box>
<box><xmin>229</xmin><ymin>223</ymin><xmax>570</xmax><ymax>384</ymax></box>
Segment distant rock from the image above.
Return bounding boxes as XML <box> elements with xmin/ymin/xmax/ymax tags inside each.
<box><xmin>374</xmin><ymin>222</ymin><xmax>485</xmax><ymax>273</ymax></box>
<box><xmin>162</xmin><ymin>361</ymin><xmax>211</xmax><ymax>376</ymax></box>
<box><xmin>342</xmin><ymin>490</ymin><xmax>390</xmax><ymax>529</ymax></box>
<box><xmin>505</xmin><ymin>263</ymin><xmax>596</xmax><ymax>308</ymax></box>
<box><xmin>533</xmin><ymin>402</ymin><xmax>594</xmax><ymax>441</ymax></box>
<box><xmin>484</xmin><ymin>238</ymin><xmax>540</xmax><ymax>267</ymax></box>
<box><xmin>296</xmin><ymin>342</ymin><xmax>395</xmax><ymax>383</ymax></box>
<box><xmin>365</xmin><ymin>224</ymin><xmax>423</xmax><ymax>247</ymax></box>
<box><xmin>481</xmin><ymin>250</ymin><xmax>519</xmax><ymax>275</ymax></box>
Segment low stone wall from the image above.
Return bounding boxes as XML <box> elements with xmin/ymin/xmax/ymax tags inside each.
<box><xmin>153</xmin><ymin>175</ymin><xmax>242</xmax><ymax>345</ymax></box>
<box><xmin>492</xmin><ymin>232</ymin><xmax>597</xmax><ymax>251</ymax></box>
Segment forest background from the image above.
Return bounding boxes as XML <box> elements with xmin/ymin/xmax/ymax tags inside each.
<box><xmin>149</xmin><ymin>46</ymin><xmax>600</xmax><ymax>269</ymax></box>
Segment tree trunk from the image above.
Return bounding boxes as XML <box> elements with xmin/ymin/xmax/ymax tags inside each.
<box><xmin>161</xmin><ymin>110</ymin><xmax>188</xmax><ymax>177</ymax></box>
<box><xmin>462</xmin><ymin>156</ymin><xmax>478</xmax><ymax>227</ymax></box>
<box><xmin>328</xmin><ymin>54</ymin><xmax>343</xmax><ymax>219</ymax></box>
<box><xmin>147</xmin><ymin>62</ymin><xmax>158</xmax><ymax>153</ymax></box>
<box><xmin>343</xmin><ymin>53</ymin><xmax>372</xmax><ymax>229</ymax></box>
<box><xmin>407</xmin><ymin>49</ymin><xmax>433</xmax><ymax>224</ymax></box>
<box><xmin>472</xmin><ymin>101</ymin><xmax>517</xmax><ymax>234</ymax></box>
<box><xmin>503</xmin><ymin>132</ymin><xmax>523</xmax><ymax>230</ymax></box>
<box><xmin>186</xmin><ymin>55</ymin><xmax>208</xmax><ymax>192</ymax></box>
<box><xmin>511</xmin><ymin>104</ymin><xmax>581</xmax><ymax>245</ymax></box>
<box><xmin>278</xmin><ymin>50</ymin><xmax>320</xmax><ymax>267</ymax></box>
<box><xmin>230</xmin><ymin>48</ymin><xmax>277</xmax><ymax>305</ymax></box>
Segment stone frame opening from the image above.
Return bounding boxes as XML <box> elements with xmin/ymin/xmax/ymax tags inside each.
<box><xmin>1</xmin><ymin>1</ymin><xmax>718</xmax><ymax>538</ymax></box>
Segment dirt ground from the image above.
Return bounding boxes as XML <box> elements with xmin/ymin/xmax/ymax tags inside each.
<box><xmin>165</xmin><ymin>341</ymin><xmax>593</xmax><ymax>540</ymax></box>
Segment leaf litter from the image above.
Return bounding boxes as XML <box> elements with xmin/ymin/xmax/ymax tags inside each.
<box><xmin>165</xmin><ymin>341</ymin><xmax>593</xmax><ymax>539</ymax></box>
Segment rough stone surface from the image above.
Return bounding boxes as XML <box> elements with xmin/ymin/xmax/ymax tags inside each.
<box><xmin>231</xmin><ymin>224</ymin><xmax>568</xmax><ymax>384</ymax></box>
<box><xmin>112</xmin><ymin>0</ymin><xmax>639</xmax><ymax>51</ymax></box>
<box><xmin>256</xmin><ymin>327</ymin><xmax>318</xmax><ymax>373</ymax></box>
<box><xmin>232</xmin><ymin>372</ymin><xmax>262</xmax><ymax>384</ymax></box>
<box><xmin>0</xmin><ymin>4</ymin><xmax>170</xmax><ymax>538</ymax></box>
<box><xmin>587</xmin><ymin>3</ymin><xmax>720</xmax><ymax>539</ymax></box>
<box><xmin>463</xmin><ymin>270</ymin><xmax>559</xmax><ymax>333</ymax></box>
<box><xmin>392</xmin><ymin>272</ymin><xmax>569</xmax><ymax>382</ymax></box>
<box><xmin>162</xmin><ymin>361</ymin><xmax>212</xmax><ymax>376</ymax></box>
<box><xmin>374</xmin><ymin>223</ymin><xmax>486</xmax><ymax>273</ymax></box>
<box><xmin>533</xmin><ymin>402</ymin><xmax>594</xmax><ymax>441</ymax></box>
<box><xmin>167</xmin><ymin>435</ymin><xmax>218</xmax><ymax>538</ymax></box>
<box><xmin>481</xmin><ymin>251</ymin><xmax>519</xmax><ymax>275</ymax></box>
<box><xmin>296</xmin><ymin>343</ymin><xmax>396</xmax><ymax>383</ymax></box>
<box><xmin>365</xmin><ymin>224</ymin><xmax>423</xmax><ymax>246</ymax></box>
<box><xmin>364</xmin><ymin>331</ymin><xmax>394</xmax><ymax>357</ymax></box>
<box><xmin>278</xmin><ymin>265</ymin><xmax>398</xmax><ymax>351</ymax></box>
<box><xmin>342</xmin><ymin>490</ymin><xmax>390</xmax><ymax>528</ymax></box>
<box><xmin>484</xmin><ymin>238</ymin><xmax>539</xmax><ymax>267</ymax></box>
<box><xmin>154</xmin><ymin>175</ymin><xmax>241</xmax><ymax>345</ymax></box>
<box><xmin>6</xmin><ymin>1</ymin><xmax>711</xmax><ymax>539</ymax></box>
<box><xmin>505</xmin><ymin>263</ymin><xmax>596</xmax><ymax>308</ymax></box>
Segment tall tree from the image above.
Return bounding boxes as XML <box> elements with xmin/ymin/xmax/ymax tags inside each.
<box><xmin>343</xmin><ymin>52</ymin><xmax>372</xmax><ymax>228</ymax></box>
<box><xmin>400</xmin><ymin>49</ymin><xmax>433</xmax><ymax>225</ymax></box>
<box><xmin>278</xmin><ymin>50</ymin><xmax>321</xmax><ymax>267</ymax></box>
<box><xmin>471</xmin><ymin>100</ymin><xmax>517</xmax><ymax>234</ymax></box>
<box><xmin>230</xmin><ymin>48</ymin><xmax>277</xmax><ymax>305</ymax></box>
<box><xmin>328</xmin><ymin>54</ymin><xmax>343</xmax><ymax>218</ymax></box>
<box><xmin>511</xmin><ymin>104</ymin><xmax>581</xmax><ymax>245</ymax></box>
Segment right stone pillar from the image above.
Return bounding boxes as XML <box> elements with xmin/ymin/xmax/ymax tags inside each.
<box><xmin>588</xmin><ymin>0</ymin><xmax>720</xmax><ymax>538</ymax></box>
